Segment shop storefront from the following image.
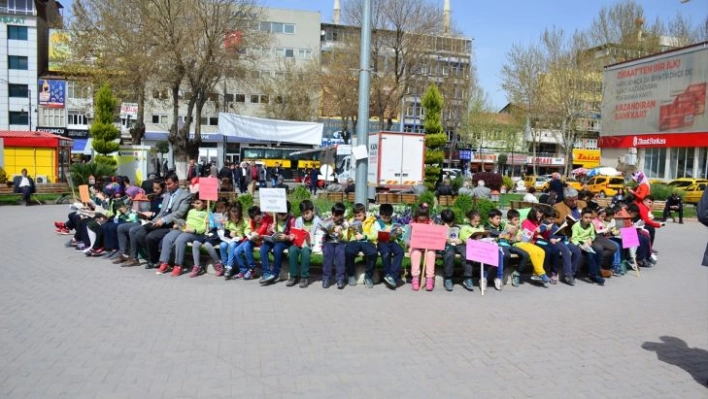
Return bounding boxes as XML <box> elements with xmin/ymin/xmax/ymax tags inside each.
<box><xmin>526</xmin><ymin>156</ymin><xmax>565</xmax><ymax>175</ymax></box>
<box><xmin>0</xmin><ymin>130</ymin><xmax>72</xmax><ymax>183</ymax></box>
<box><xmin>600</xmin><ymin>43</ymin><xmax>708</xmax><ymax>180</ymax></box>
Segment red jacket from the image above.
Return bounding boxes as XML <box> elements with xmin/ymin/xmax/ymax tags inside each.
<box><xmin>637</xmin><ymin>202</ymin><xmax>662</xmax><ymax>228</ymax></box>
<box><xmin>250</xmin><ymin>213</ymin><xmax>274</xmax><ymax>235</ymax></box>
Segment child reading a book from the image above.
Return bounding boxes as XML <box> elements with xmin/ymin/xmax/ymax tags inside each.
<box><xmin>344</xmin><ymin>203</ymin><xmax>379</xmax><ymax>288</ymax></box>
<box><xmin>408</xmin><ymin>204</ymin><xmax>436</xmax><ymax>291</ymax></box>
<box><xmin>544</xmin><ymin>209</ymin><xmax>583</xmax><ymax>286</ymax></box>
<box><xmin>441</xmin><ymin>209</ymin><xmax>474</xmax><ymax>292</ymax></box>
<box><xmin>594</xmin><ymin>207</ymin><xmax>622</xmax><ymax>276</ymax></box>
<box><xmin>372</xmin><ymin>203</ymin><xmax>405</xmax><ymax>290</ymax></box>
<box><xmin>321</xmin><ymin>202</ymin><xmax>349</xmax><ymax>289</ymax></box>
<box><xmin>231</xmin><ymin>206</ymin><xmax>273</xmax><ymax>280</ymax></box>
<box><xmin>570</xmin><ymin>208</ymin><xmax>606</xmax><ymax>285</ymax></box>
<box><xmin>506</xmin><ymin>209</ymin><xmax>544</xmax><ymax>287</ymax></box>
<box><xmin>156</xmin><ymin>195</ymin><xmax>209</xmax><ymax>277</ymax></box>
<box><xmin>520</xmin><ymin>207</ymin><xmax>552</xmax><ymax>284</ymax></box>
<box><xmin>287</xmin><ymin>200</ymin><xmax>321</xmax><ymax>288</ymax></box>
<box><xmin>219</xmin><ymin>202</ymin><xmax>248</xmax><ymax>278</ymax></box>
<box><xmin>259</xmin><ymin>201</ymin><xmax>295</xmax><ymax>286</ymax></box>
<box><xmin>485</xmin><ymin>209</ymin><xmax>516</xmax><ymax>291</ymax></box>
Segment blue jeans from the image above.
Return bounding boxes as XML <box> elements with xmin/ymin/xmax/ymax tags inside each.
<box><xmin>549</xmin><ymin>242</ymin><xmax>582</xmax><ymax>277</ymax></box>
<box><xmin>219</xmin><ymin>241</ymin><xmax>240</xmax><ymax>268</ymax></box>
<box><xmin>323</xmin><ymin>242</ymin><xmax>347</xmax><ymax>282</ymax></box>
<box><xmin>581</xmin><ymin>246</ymin><xmax>602</xmax><ymax>277</ymax></box>
<box><xmin>234</xmin><ymin>240</ymin><xmax>256</xmax><ymax>273</ymax></box>
<box><xmin>345</xmin><ymin>241</ymin><xmax>378</xmax><ymax>279</ymax></box>
<box><xmin>377</xmin><ymin>242</ymin><xmax>404</xmax><ymax>281</ymax></box>
<box><xmin>260</xmin><ymin>241</ymin><xmax>290</xmax><ymax>277</ymax></box>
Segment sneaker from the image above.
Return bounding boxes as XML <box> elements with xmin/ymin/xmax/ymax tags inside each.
<box><xmin>336</xmin><ymin>279</ymin><xmax>346</xmax><ymax>289</ymax></box>
<box><xmin>511</xmin><ymin>271</ymin><xmax>521</xmax><ymax>287</ymax></box>
<box><xmin>444</xmin><ymin>279</ymin><xmax>453</xmax><ymax>292</ymax></box>
<box><xmin>213</xmin><ymin>262</ymin><xmax>224</xmax><ymax>277</ymax></box>
<box><xmin>243</xmin><ymin>269</ymin><xmax>254</xmax><ymax>280</ymax></box>
<box><xmin>223</xmin><ymin>267</ymin><xmax>234</xmax><ymax>280</ymax></box>
<box><xmin>411</xmin><ymin>277</ymin><xmax>420</xmax><ymax>291</ymax></box>
<box><xmin>383</xmin><ymin>275</ymin><xmax>396</xmax><ymax>288</ymax></box>
<box><xmin>462</xmin><ymin>278</ymin><xmax>474</xmax><ymax>291</ymax></box>
<box><xmin>563</xmin><ymin>276</ymin><xmax>575</xmax><ymax>286</ymax></box>
<box><xmin>425</xmin><ymin>278</ymin><xmax>434</xmax><ymax>291</ymax></box>
<box><xmin>550</xmin><ymin>273</ymin><xmax>558</xmax><ymax>285</ymax></box>
<box><xmin>479</xmin><ymin>278</ymin><xmax>487</xmax><ymax>290</ymax></box>
<box><xmin>591</xmin><ymin>275</ymin><xmax>606</xmax><ymax>286</ymax></box>
<box><xmin>75</xmin><ymin>243</ymin><xmax>86</xmax><ymax>251</ymax></box>
<box><xmin>364</xmin><ymin>277</ymin><xmax>373</xmax><ymax>289</ymax></box>
<box><xmin>494</xmin><ymin>277</ymin><xmax>502</xmax><ymax>291</ymax></box>
<box><xmin>612</xmin><ymin>265</ymin><xmax>622</xmax><ymax>277</ymax></box>
<box><xmin>189</xmin><ymin>266</ymin><xmax>203</xmax><ymax>278</ymax></box>
<box><xmin>64</xmin><ymin>239</ymin><xmax>78</xmax><ymax>248</ymax></box>
<box><xmin>171</xmin><ymin>266</ymin><xmax>182</xmax><ymax>277</ymax></box>
<box><xmin>233</xmin><ymin>272</ymin><xmax>245</xmax><ymax>280</ymax></box>
<box><xmin>647</xmin><ymin>256</ymin><xmax>657</xmax><ymax>266</ymax></box>
<box><xmin>260</xmin><ymin>274</ymin><xmax>276</xmax><ymax>285</ymax></box>
<box><xmin>322</xmin><ymin>278</ymin><xmax>331</xmax><ymax>289</ymax></box>
<box><xmin>299</xmin><ymin>277</ymin><xmax>309</xmax><ymax>288</ymax></box>
<box><xmin>286</xmin><ymin>277</ymin><xmax>299</xmax><ymax>287</ymax></box>
<box><xmin>54</xmin><ymin>221</ymin><xmax>64</xmax><ymax>228</ymax></box>
<box><xmin>348</xmin><ymin>276</ymin><xmax>357</xmax><ymax>287</ymax></box>
<box><xmin>57</xmin><ymin>227</ymin><xmax>71</xmax><ymax>235</ymax></box>
<box><xmin>156</xmin><ymin>263</ymin><xmax>171</xmax><ymax>275</ymax></box>
<box><xmin>530</xmin><ymin>274</ymin><xmax>541</xmax><ymax>282</ymax></box>
<box><xmin>539</xmin><ymin>274</ymin><xmax>551</xmax><ymax>284</ymax></box>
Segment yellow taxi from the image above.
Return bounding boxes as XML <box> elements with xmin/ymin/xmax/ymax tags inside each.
<box><xmin>683</xmin><ymin>182</ymin><xmax>706</xmax><ymax>205</ymax></box>
<box><xmin>668</xmin><ymin>178</ymin><xmax>708</xmax><ymax>189</ymax></box>
<box><xmin>585</xmin><ymin>175</ymin><xmax>626</xmax><ymax>198</ymax></box>
<box><xmin>524</xmin><ymin>175</ymin><xmax>550</xmax><ymax>190</ymax></box>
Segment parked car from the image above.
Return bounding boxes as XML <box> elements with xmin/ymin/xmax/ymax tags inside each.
<box><xmin>524</xmin><ymin>175</ymin><xmax>550</xmax><ymax>190</ymax></box>
<box><xmin>668</xmin><ymin>178</ymin><xmax>708</xmax><ymax>188</ymax></box>
<box><xmin>585</xmin><ymin>175</ymin><xmax>626</xmax><ymax>198</ymax></box>
<box><xmin>542</xmin><ymin>177</ymin><xmax>584</xmax><ymax>193</ymax></box>
<box><xmin>683</xmin><ymin>182</ymin><xmax>706</xmax><ymax>205</ymax></box>
<box><xmin>442</xmin><ymin>168</ymin><xmax>462</xmax><ymax>178</ymax></box>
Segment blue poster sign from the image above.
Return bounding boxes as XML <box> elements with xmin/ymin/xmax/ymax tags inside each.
<box><xmin>38</xmin><ymin>79</ymin><xmax>66</xmax><ymax>108</ymax></box>
<box><xmin>459</xmin><ymin>150</ymin><xmax>472</xmax><ymax>160</ymax></box>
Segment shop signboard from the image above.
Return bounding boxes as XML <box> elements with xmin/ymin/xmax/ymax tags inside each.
<box><xmin>602</xmin><ymin>44</ymin><xmax>707</xmax><ymax>136</ymax></box>
<box><xmin>37</xmin><ymin>79</ymin><xmax>66</xmax><ymax>108</ymax></box>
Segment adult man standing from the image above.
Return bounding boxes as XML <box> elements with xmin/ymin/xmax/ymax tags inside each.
<box><xmin>133</xmin><ymin>174</ymin><xmax>192</xmax><ymax>269</ymax></box>
<box><xmin>270</xmin><ymin>162</ymin><xmax>282</xmax><ymax>188</ymax></box>
<box><xmin>13</xmin><ymin>169</ymin><xmax>35</xmax><ymax>206</ymax></box>
<box><xmin>663</xmin><ymin>192</ymin><xmax>683</xmax><ymax>224</ymax></box>
<box><xmin>218</xmin><ymin>161</ymin><xmax>233</xmax><ymax>187</ymax></box>
<box><xmin>239</xmin><ymin>162</ymin><xmax>250</xmax><ymax>194</ymax></box>
<box><xmin>548</xmin><ymin>173</ymin><xmax>565</xmax><ymax>203</ymax></box>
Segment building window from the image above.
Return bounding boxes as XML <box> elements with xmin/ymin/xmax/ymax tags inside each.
<box><xmin>284</xmin><ymin>48</ymin><xmax>294</xmax><ymax>58</ymax></box>
<box><xmin>8</xmin><ymin>55</ymin><xmax>28</xmax><ymax>70</ymax></box>
<box><xmin>260</xmin><ymin>95</ymin><xmax>269</xmax><ymax>104</ymax></box>
<box><xmin>254</xmin><ymin>21</ymin><xmax>296</xmax><ymax>34</ymax></box>
<box><xmin>9</xmin><ymin>111</ymin><xmax>29</xmax><ymax>125</ymax></box>
<box><xmin>8</xmin><ymin>84</ymin><xmax>28</xmax><ymax>98</ymax></box>
<box><xmin>644</xmin><ymin>147</ymin><xmax>667</xmax><ymax>179</ymax></box>
<box><xmin>7</xmin><ymin>25</ymin><xmax>28</xmax><ymax>40</ymax></box>
<box><xmin>67</xmin><ymin>112</ymin><xmax>88</xmax><ymax>125</ymax></box>
<box><xmin>151</xmin><ymin>114</ymin><xmax>168</xmax><ymax>124</ymax></box>
<box><xmin>283</xmin><ymin>24</ymin><xmax>295</xmax><ymax>34</ymax></box>
<box><xmin>42</xmin><ymin>108</ymin><xmax>65</xmax><ymax>127</ymax></box>
<box><xmin>67</xmin><ymin>81</ymin><xmax>92</xmax><ymax>99</ymax></box>
<box><xmin>250</xmin><ymin>94</ymin><xmax>259</xmax><ymax>103</ymax></box>
<box><xmin>235</xmin><ymin>94</ymin><xmax>245</xmax><ymax>103</ymax></box>
<box><xmin>297</xmin><ymin>49</ymin><xmax>312</xmax><ymax>59</ymax></box>
<box><xmin>224</xmin><ymin>93</ymin><xmax>234</xmax><ymax>102</ymax></box>
<box><xmin>3</xmin><ymin>0</ymin><xmax>35</xmax><ymax>14</ymax></box>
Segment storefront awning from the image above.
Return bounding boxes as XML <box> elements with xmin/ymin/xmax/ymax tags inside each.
<box><xmin>71</xmin><ymin>138</ymin><xmax>93</xmax><ymax>155</ymax></box>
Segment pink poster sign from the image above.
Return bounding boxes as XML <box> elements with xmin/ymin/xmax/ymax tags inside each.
<box><xmin>409</xmin><ymin>224</ymin><xmax>447</xmax><ymax>251</ymax></box>
<box><xmin>199</xmin><ymin>177</ymin><xmax>219</xmax><ymax>201</ymax></box>
<box><xmin>620</xmin><ymin>227</ymin><xmax>640</xmax><ymax>248</ymax></box>
<box><xmin>466</xmin><ymin>239</ymin><xmax>499</xmax><ymax>266</ymax></box>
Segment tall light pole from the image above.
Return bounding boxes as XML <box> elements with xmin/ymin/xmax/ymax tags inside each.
<box><xmin>355</xmin><ymin>0</ymin><xmax>372</xmax><ymax>206</ymax></box>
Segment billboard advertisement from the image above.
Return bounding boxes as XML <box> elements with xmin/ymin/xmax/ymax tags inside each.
<box><xmin>48</xmin><ymin>29</ymin><xmax>72</xmax><ymax>72</ymax></box>
<box><xmin>37</xmin><ymin>79</ymin><xmax>66</xmax><ymax>108</ymax></box>
<box><xmin>601</xmin><ymin>45</ymin><xmax>707</xmax><ymax>136</ymax></box>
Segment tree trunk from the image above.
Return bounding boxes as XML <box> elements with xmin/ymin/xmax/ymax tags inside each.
<box><xmin>131</xmin><ymin>83</ymin><xmax>146</xmax><ymax>145</ymax></box>
<box><xmin>532</xmin><ymin>129</ymin><xmax>538</xmax><ymax>176</ymax></box>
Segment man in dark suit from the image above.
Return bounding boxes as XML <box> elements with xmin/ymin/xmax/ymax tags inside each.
<box><xmin>133</xmin><ymin>174</ymin><xmax>192</xmax><ymax>269</ymax></box>
<box><xmin>13</xmin><ymin>169</ymin><xmax>36</xmax><ymax>206</ymax></box>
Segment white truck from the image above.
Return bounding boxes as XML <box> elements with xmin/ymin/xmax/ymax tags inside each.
<box><xmin>337</xmin><ymin>131</ymin><xmax>426</xmax><ymax>191</ymax></box>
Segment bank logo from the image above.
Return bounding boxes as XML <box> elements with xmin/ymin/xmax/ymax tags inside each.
<box><xmin>632</xmin><ymin>136</ymin><xmax>638</xmax><ymax>147</ymax></box>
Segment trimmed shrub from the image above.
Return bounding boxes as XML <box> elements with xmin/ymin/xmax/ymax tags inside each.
<box><xmin>417</xmin><ymin>190</ymin><xmax>436</xmax><ymax>208</ymax></box>
<box><xmin>69</xmin><ymin>161</ymin><xmax>117</xmax><ymax>186</ymax></box>
<box><xmin>238</xmin><ymin>193</ymin><xmax>254</xmax><ymax>211</ymax></box>
<box><xmin>453</xmin><ymin>194</ymin><xmax>475</xmax><ymax>215</ymax></box>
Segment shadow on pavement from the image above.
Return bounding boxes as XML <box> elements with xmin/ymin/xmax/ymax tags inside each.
<box><xmin>642</xmin><ymin>336</ymin><xmax>708</xmax><ymax>388</ymax></box>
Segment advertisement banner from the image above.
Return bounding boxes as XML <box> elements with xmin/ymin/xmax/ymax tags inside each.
<box><xmin>120</xmin><ymin>103</ymin><xmax>138</xmax><ymax>119</ymax></box>
<box><xmin>601</xmin><ymin>45</ymin><xmax>708</xmax><ymax>136</ymax></box>
<box><xmin>37</xmin><ymin>79</ymin><xmax>66</xmax><ymax>108</ymax></box>
<box><xmin>599</xmin><ymin>132</ymin><xmax>708</xmax><ymax>148</ymax></box>
<box><xmin>48</xmin><ymin>29</ymin><xmax>72</xmax><ymax>72</ymax></box>
<box><xmin>572</xmin><ymin>149</ymin><xmax>601</xmax><ymax>168</ymax></box>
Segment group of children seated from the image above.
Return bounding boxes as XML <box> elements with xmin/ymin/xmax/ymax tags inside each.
<box><xmin>55</xmin><ymin>177</ymin><xmax>661</xmax><ymax>291</ymax></box>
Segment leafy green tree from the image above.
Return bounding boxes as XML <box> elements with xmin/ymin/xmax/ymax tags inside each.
<box><xmin>90</xmin><ymin>83</ymin><xmax>120</xmax><ymax>166</ymax></box>
<box><xmin>421</xmin><ymin>84</ymin><xmax>446</xmax><ymax>190</ymax></box>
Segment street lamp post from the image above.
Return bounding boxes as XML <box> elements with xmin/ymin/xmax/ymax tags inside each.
<box><xmin>354</xmin><ymin>0</ymin><xmax>372</xmax><ymax>206</ymax></box>
<box><xmin>28</xmin><ymin>89</ymin><xmax>32</xmax><ymax>131</ymax></box>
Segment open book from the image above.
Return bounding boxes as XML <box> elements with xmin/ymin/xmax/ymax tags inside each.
<box><xmin>377</xmin><ymin>223</ymin><xmax>404</xmax><ymax>243</ymax></box>
<box><xmin>578</xmin><ymin>243</ymin><xmax>596</xmax><ymax>254</ymax></box>
<box><xmin>261</xmin><ymin>232</ymin><xmax>290</xmax><ymax>244</ymax></box>
<box><xmin>447</xmin><ymin>227</ymin><xmax>460</xmax><ymax>240</ymax></box>
<box><xmin>470</xmin><ymin>231</ymin><xmax>490</xmax><ymax>240</ymax></box>
<box><xmin>290</xmin><ymin>228</ymin><xmax>310</xmax><ymax>248</ymax></box>
<box><xmin>553</xmin><ymin>215</ymin><xmax>577</xmax><ymax>237</ymax></box>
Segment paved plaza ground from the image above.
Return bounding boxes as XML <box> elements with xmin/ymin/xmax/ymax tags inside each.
<box><xmin>0</xmin><ymin>205</ymin><xmax>707</xmax><ymax>398</ymax></box>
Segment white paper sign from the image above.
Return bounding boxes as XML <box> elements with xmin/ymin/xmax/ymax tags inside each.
<box><xmin>259</xmin><ymin>188</ymin><xmax>288</xmax><ymax>213</ymax></box>
<box><xmin>352</xmin><ymin>145</ymin><xmax>368</xmax><ymax>160</ymax></box>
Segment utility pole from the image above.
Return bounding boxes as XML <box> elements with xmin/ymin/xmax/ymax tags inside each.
<box><xmin>355</xmin><ymin>0</ymin><xmax>372</xmax><ymax>206</ymax></box>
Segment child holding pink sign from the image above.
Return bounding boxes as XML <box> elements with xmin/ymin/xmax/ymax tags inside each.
<box><xmin>408</xmin><ymin>204</ymin><xmax>437</xmax><ymax>291</ymax></box>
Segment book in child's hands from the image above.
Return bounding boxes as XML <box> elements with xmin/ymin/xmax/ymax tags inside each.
<box><xmin>521</xmin><ymin>228</ymin><xmax>535</xmax><ymax>243</ymax></box>
<box><xmin>578</xmin><ymin>243</ymin><xmax>596</xmax><ymax>253</ymax></box>
<box><xmin>447</xmin><ymin>227</ymin><xmax>460</xmax><ymax>240</ymax></box>
<box><xmin>470</xmin><ymin>231</ymin><xmax>490</xmax><ymax>240</ymax></box>
<box><xmin>262</xmin><ymin>232</ymin><xmax>290</xmax><ymax>244</ymax></box>
<box><xmin>290</xmin><ymin>228</ymin><xmax>310</xmax><ymax>248</ymax></box>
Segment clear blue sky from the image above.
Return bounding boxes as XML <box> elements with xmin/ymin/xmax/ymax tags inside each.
<box><xmin>61</xmin><ymin>0</ymin><xmax>707</xmax><ymax>110</ymax></box>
